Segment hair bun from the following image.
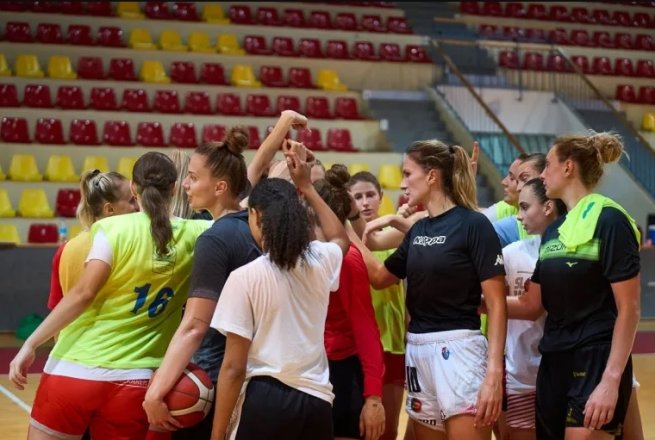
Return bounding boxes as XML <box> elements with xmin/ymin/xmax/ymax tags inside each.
<box><xmin>224</xmin><ymin>126</ymin><xmax>249</xmax><ymax>155</ymax></box>
<box><xmin>325</xmin><ymin>164</ymin><xmax>351</xmax><ymax>189</ymax></box>
<box><xmin>589</xmin><ymin>132</ymin><xmax>623</xmax><ymax>164</ymax></box>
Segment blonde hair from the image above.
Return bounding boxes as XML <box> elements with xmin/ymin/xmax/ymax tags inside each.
<box><xmin>168</xmin><ymin>150</ymin><xmax>194</xmax><ymax>219</ymax></box>
<box><xmin>77</xmin><ymin>170</ymin><xmax>128</xmax><ymax>230</ymax></box>
<box><xmin>406</xmin><ymin>140</ymin><xmax>478</xmax><ymax>210</ymax></box>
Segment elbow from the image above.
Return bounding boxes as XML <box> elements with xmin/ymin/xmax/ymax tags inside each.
<box><xmin>370</xmin><ymin>277</ymin><xmax>388</xmax><ymax>290</ymax></box>
<box><xmin>181</xmin><ymin>318</ymin><xmax>210</xmax><ymax>345</ymax></box>
<box><xmin>221</xmin><ymin>363</ymin><xmax>246</xmax><ymax>382</ymax></box>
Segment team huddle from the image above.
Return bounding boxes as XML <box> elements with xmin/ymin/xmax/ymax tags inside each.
<box><xmin>8</xmin><ymin>110</ymin><xmax>642</xmax><ymax>440</ymax></box>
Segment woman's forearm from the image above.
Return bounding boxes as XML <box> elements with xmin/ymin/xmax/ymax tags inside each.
<box><xmin>604</xmin><ymin>305</ymin><xmax>640</xmax><ymax>382</ymax></box>
<box><xmin>211</xmin><ymin>365</ymin><xmax>246</xmax><ymax>440</ymax></box>
<box><xmin>483</xmin><ymin>279</ymin><xmax>507</xmax><ymax>376</ymax></box>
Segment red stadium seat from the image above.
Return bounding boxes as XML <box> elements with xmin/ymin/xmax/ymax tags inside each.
<box><xmin>89</xmin><ymin>87</ymin><xmax>118</xmax><ymax>111</ymax></box>
<box><xmin>326</xmin><ymin>40</ymin><xmax>350</xmax><ymax>59</ymax></box>
<box><xmin>69</xmin><ymin>119</ymin><xmax>100</xmax><ymax>145</ymax></box>
<box><xmin>546</xmin><ymin>54</ymin><xmax>572</xmax><ymax>72</ymax></box>
<box><xmin>33</xmin><ymin>1</ymin><xmax>60</xmax><ymax>12</ymax></box>
<box><xmin>247</xmin><ymin>126</ymin><xmax>261</xmax><ymax>150</ymax></box>
<box><xmin>299</xmin><ymin>38</ymin><xmax>324</xmax><ymax>58</ymax></box>
<box><xmin>297</xmin><ymin>128</ymin><xmax>325</xmax><ymax>151</ymax></box>
<box><xmin>229</xmin><ymin>5</ymin><xmax>255</xmax><ymax>24</ymax></box>
<box><xmin>353</xmin><ymin>41</ymin><xmax>379</xmax><ymax>61</ymax></box>
<box><xmin>327</xmin><ymin>128</ymin><xmax>356</xmax><ymax>152</ymax></box>
<box><xmin>28</xmin><ymin>224</ymin><xmax>59</xmax><ymax>244</ymax></box>
<box><xmin>97</xmin><ymin>26</ymin><xmax>124</xmax><ymax>47</ymax></box>
<box><xmin>154</xmin><ymin>90</ymin><xmax>181</xmax><ymax>113</ymax></box>
<box><xmin>103</xmin><ymin>121</ymin><xmax>133</xmax><ymax>146</ymax></box>
<box><xmin>387</xmin><ymin>16</ymin><xmax>411</xmax><ymax>33</ymax></box>
<box><xmin>277</xmin><ymin>95</ymin><xmax>301</xmax><ymax>113</ymax></box>
<box><xmin>185</xmin><ymin>91</ymin><xmax>212</xmax><ymax>114</ymax></box>
<box><xmin>309</xmin><ymin>10</ymin><xmax>333</xmax><ymax>29</ymax></box>
<box><xmin>571</xmin><ymin>56</ymin><xmax>591</xmax><ymax>74</ymax></box>
<box><xmin>288</xmin><ymin>67</ymin><xmax>314</xmax><ymax>88</ymax></box>
<box><xmin>170</xmin><ymin>61</ymin><xmax>197</xmax><ymax>83</ymax></box>
<box><xmin>362</xmin><ymin>14</ymin><xmax>387</xmax><ymax>32</ymax></box>
<box><xmin>335</xmin><ymin>97</ymin><xmax>362</xmax><ymax>119</ymax></box>
<box><xmin>24</xmin><ymin>84</ymin><xmax>53</xmax><ymax>108</ymax></box>
<box><xmin>260</xmin><ymin>65</ymin><xmax>286</xmax><ymax>87</ymax></box>
<box><xmin>549</xmin><ymin>5</ymin><xmax>571</xmax><ymax>22</ymax></box>
<box><xmin>216</xmin><ymin>93</ymin><xmax>245</xmax><ymax>115</ymax></box>
<box><xmin>36</xmin><ymin>23</ymin><xmax>64</xmax><ymax>44</ymax></box>
<box><xmin>200</xmin><ymin>63</ymin><xmax>228</xmax><ymax>85</ymax></box>
<box><xmin>109</xmin><ymin>58</ymin><xmax>137</xmax><ymax>81</ymax></box>
<box><xmin>136</xmin><ymin>122</ymin><xmax>165</xmax><ymax>147</ymax></box>
<box><xmin>592</xmin><ymin>31</ymin><xmax>615</xmax><ymax>49</ymax></box>
<box><xmin>247</xmin><ymin>94</ymin><xmax>275</xmax><ymax>116</ymax></box>
<box><xmin>526</xmin><ymin>4</ymin><xmax>547</xmax><ymax>20</ymax></box>
<box><xmin>611</xmin><ymin>11</ymin><xmax>631</xmax><ymax>27</ymax></box>
<box><xmin>35</xmin><ymin>117</ymin><xmax>65</xmax><ymax>144</ymax></box>
<box><xmin>57</xmin><ymin>86</ymin><xmax>85</xmax><ymax>110</ymax></box>
<box><xmin>635</xmin><ymin>34</ymin><xmax>654</xmax><ymax>51</ymax></box>
<box><xmin>482</xmin><ymin>2</ymin><xmax>503</xmax><ymax>17</ymax></box>
<box><xmin>380</xmin><ymin>43</ymin><xmax>403</xmax><ymax>62</ymax></box>
<box><xmin>0</xmin><ymin>2</ymin><xmax>31</xmax><ymax>11</ymax></box>
<box><xmin>56</xmin><ymin>189</ymin><xmax>81</xmax><ymax>217</ymax></box>
<box><xmin>592</xmin><ymin>9</ymin><xmax>614</xmax><ymax>26</ymax></box>
<box><xmin>244</xmin><ymin>35</ymin><xmax>273</xmax><ymax>55</ymax></box>
<box><xmin>638</xmin><ymin>86</ymin><xmax>655</xmax><ymax>105</ymax></box>
<box><xmin>334</xmin><ymin>12</ymin><xmax>358</xmax><ymax>31</ymax></box>
<box><xmin>284</xmin><ymin>9</ymin><xmax>307</xmax><ymax>27</ymax></box>
<box><xmin>60</xmin><ymin>1</ymin><xmax>85</xmax><ymax>14</ymax></box>
<box><xmin>615</xmin><ymin>33</ymin><xmax>633</xmax><ymax>50</ymax></box>
<box><xmin>502</xmin><ymin>26</ymin><xmax>521</xmax><ymax>40</ymax></box>
<box><xmin>77</xmin><ymin>57</ymin><xmax>105</xmax><ymax>80</ymax></box>
<box><xmin>144</xmin><ymin>2</ymin><xmax>170</xmax><ymax>19</ymax></box>
<box><xmin>614</xmin><ymin>58</ymin><xmax>635</xmax><ymax>77</ymax></box>
<box><xmin>522</xmin><ymin>52</ymin><xmax>544</xmax><ymax>71</ymax></box>
<box><xmin>87</xmin><ymin>2</ymin><xmax>113</xmax><ymax>16</ymax></box>
<box><xmin>548</xmin><ymin>28</ymin><xmax>570</xmax><ymax>45</ymax></box>
<box><xmin>592</xmin><ymin>57</ymin><xmax>613</xmax><ymax>75</ymax></box>
<box><xmin>504</xmin><ymin>3</ymin><xmax>525</xmax><ymax>18</ymax></box>
<box><xmin>305</xmin><ymin>97</ymin><xmax>333</xmax><ymax>119</ymax></box>
<box><xmin>460</xmin><ymin>2</ymin><xmax>480</xmax><ymax>15</ymax></box>
<box><xmin>257</xmin><ymin>7</ymin><xmax>283</xmax><ymax>26</ymax></box>
<box><xmin>570</xmin><ymin>7</ymin><xmax>592</xmax><ymax>23</ymax></box>
<box><xmin>1</xmin><ymin>117</ymin><xmax>30</xmax><ymax>143</ymax></box>
<box><xmin>272</xmin><ymin>37</ymin><xmax>298</xmax><ymax>57</ymax></box>
<box><xmin>202</xmin><ymin>124</ymin><xmax>226</xmax><ymax>143</ymax></box>
<box><xmin>616</xmin><ymin>85</ymin><xmax>637</xmax><ymax>103</ymax></box>
<box><xmin>499</xmin><ymin>50</ymin><xmax>519</xmax><ymax>69</ymax></box>
<box><xmin>570</xmin><ymin>30</ymin><xmax>591</xmax><ymax>47</ymax></box>
<box><xmin>636</xmin><ymin>60</ymin><xmax>655</xmax><ymax>78</ymax></box>
<box><xmin>67</xmin><ymin>25</ymin><xmax>94</xmax><ymax>45</ymax></box>
<box><xmin>170</xmin><ymin>123</ymin><xmax>197</xmax><ymax>148</ymax></box>
<box><xmin>633</xmin><ymin>12</ymin><xmax>652</xmax><ymax>28</ymax></box>
<box><xmin>171</xmin><ymin>2</ymin><xmax>199</xmax><ymax>21</ymax></box>
<box><xmin>6</xmin><ymin>22</ymin><xmax>33</xmax><ymax>43</ymax></box>
<box><xmin>406</xmin><ymin>45</ymin><xmax>430</xmax><ymax>63</ymax></box>
<box><xmin>0</xmin><ymin>84</ymin><xmax>19</xmax><ymax>107</ymax></box>
<box><xmin>122</xmin><ymin>88</ymin><xmax>150</xmax><ymax>112</ymax></box>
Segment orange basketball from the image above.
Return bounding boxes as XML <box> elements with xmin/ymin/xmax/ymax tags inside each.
<box><xmin>164</xmin><ymin>363</ymin><xmax>215</xmax><ymax>428</ymax></box>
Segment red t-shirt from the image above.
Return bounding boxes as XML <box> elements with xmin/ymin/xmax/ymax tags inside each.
<box><xmin>324</xmin><ymin>244</ymin><xmax>384</xmax><ymax>398</ymax></box>
<box><xmin>47</xmin><ymin>243</ymin><xmax>67</xmax><ymax>310</ymax></box>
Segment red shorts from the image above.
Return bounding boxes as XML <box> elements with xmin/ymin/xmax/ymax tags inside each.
<box><xmin>31</xmin><ymin>373</ymin><xmax>150</xmax><ymax>440</ymax></box>
<box><xmin>383</xmin><ymin>352</ymin><xmax>405</xmax><ymax>386</ymax></box>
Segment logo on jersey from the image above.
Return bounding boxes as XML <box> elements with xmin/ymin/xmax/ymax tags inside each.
<box><xmin>413</xmin><ymin>236</ymin><xmax>446</xmax><ymax>246</ymax></box>
<box><xmin>411</xmin><ymin>398</ymin><xmax>422</xmax><ymax>413</ymax></box>
<box><xmin>565</xmin><ymin>261</ymin><xmax>578</xmax><ymax>267</ymax></box>
<box><xmin>440</xmin><ymin>410</ymin><xmax>447</xmax><ymax>422</ymax></box>
<box><xmin>441</xmin><ymin>346</ymin><xmax>450</xmax><ymax>360</ymax></box>
<box><xmin>494</xmin><ymin>254</ymin><xmax>504</xmax><ymax>266</ymax></box>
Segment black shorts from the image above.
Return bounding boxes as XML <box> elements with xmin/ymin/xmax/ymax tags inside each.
<box><xmin>536</xmin><ymin>343</ymin><xmax>633</xmax><ymax>440</ymax></box>
<box><xmin>329</xmin><ymin>355</ymin><xmax>365</xmax><ymax>439</ymax></box>
<box><xmin>235</xmin><ymin>376</ymin><xmax>333</xmax><ymax>440</ymax></box>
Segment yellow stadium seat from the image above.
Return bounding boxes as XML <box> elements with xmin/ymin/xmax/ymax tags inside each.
<box><xmin>378</xmin><ymin>194</ymin><xmax>396</xmax><ymax>216</ymax></box>
<box><xmin>45</xmin><ymin>155</ymin><xmax>79</xmax><ymax>182</ymax></box>
<box><xmin>217</xmin><ymin>33</ymin><xmax>245</xmax><ymax>55</ymax></box>
<box><xmin>203</xmin><ymin>4</ymin><xmax>230</xmax><ymax>24</ymax></box>
<box><xmin>0</xmin><ymin>224</ymin><xmax>20</xmax><ymax>244</ymax></box>
<box><xmin>117</xmin><ymin>2</ymin><xmax>144</xmax><ymax>19</ymax></box>
<box><xmin>188</xmin><ymin>32</ymin><xmax>216</xmax><ymax>53</ymax></box>
<box><xmin>377</xmin><ymin>164</ymin><xmax>403</xmax><ymax>190</ymax></box>
<box><xmin>0</xmin><ymin>163</ymin><xmax>6</xmax><ymax>180</ymax></box>
<box><xmin>160</xmin><ymin>30</ymin><xmax>188</xmax><ymax>52</ymax></box>
<box><xmin>140</xmin><ymin>60</ymin><xmax>171</xmax><ymax>83</ymax></box>
<box><xmin>0</xmin><ymin>54</ymin><xmax>11</xmax><ymax>76</ymax></box>
<box><xmin>117</xmin><ymin>156</ymin><xmax>138</xmax><ymax>180</ymax></box>
<box><xmin>129</xmin><ymin>28</ymin><xmax>157</xmax><ymax>50</ymax></box>
<box><xmin>230</xmin><ymin>64</ymin><xmax>261</xmax><ymax>88</ymax></box>
<box><xmin>69</xmin><ymin>223</ymin><xmax>83</xmax><ymax>239</ymax></box>
<box><xmin>9</xmin><ymin>154</ymin><xmax>42</xmax><ymax>181</ymax></box>
<box><xmin>47</xmin><ymin>55</ymin><xmax>77</xmax><ymax>80</ymax></box>
<box><xmin>82</xmin><ymin>156</ymin><xmax>110</xmax><ymax>173</ymax></box>
<box><xmin>0</xmin><ymin>189</ymin><xmax>16</xmax><ymax>217</ymax></box>
<box><xmin>348</xmin><ymin>163</ymin><xmax>370</xmax><ymax>176</ymax></box>
<box><xmin>317</xmin><ymin>69</ymin><xmax>347</xmax><ymax>92</ymax></box>
<box><xmin>15</xmin><ymin>54</ymin><xmax>44</xmax><ymax>78</ymax></box>
<box><xmin>18</xmin><ymin>189</ymin><xmax>53</xmax><ymax>218</ymax></box>
<box><xmin>642</xmin><ymin>113</ymin><xmax>655</xmax><ymax>132</ymax></box>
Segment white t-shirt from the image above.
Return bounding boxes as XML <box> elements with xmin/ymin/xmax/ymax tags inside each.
<box><xmin>502</xmin><ymin>236</ymin><xmax>546</xmax><ymax>394</ymax></box>
<box><xmin>211</xmin><ymin>240</ymin><xmax>343</xmax><ymax>404</ymax></box>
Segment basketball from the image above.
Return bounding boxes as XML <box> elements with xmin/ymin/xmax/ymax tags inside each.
<box><xmin>164</xmin><ymin>363</ymin><xmax>215</xmax><ymax>428</ymax></box>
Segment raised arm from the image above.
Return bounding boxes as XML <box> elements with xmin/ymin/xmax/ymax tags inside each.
<box><xmin>347</xmin><ymin>224</ymin><xmax>399</xmax><ymax>289</ymax></box>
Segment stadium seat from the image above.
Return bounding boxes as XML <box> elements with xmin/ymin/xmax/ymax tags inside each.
<box><xmin>0</xmin><ymin>55</ymin><xmax>11</xmax><ymax>76</ymax></box>
<box><xmin>523</xmin><ymin>52</ymin><xmax>544</xmax><ymax>71</ymax></box>
<box><xmin>5</xmin><ymin>22</ymin><xmax>32</xmax><ymax>43</ymax></box>
<box><xmin>200</xmin><ymin>63</ymin><xmax>228</xmax><ymax>85</ymax></box>
<box><xmin>616</xmin><ymin>85</ymin><xmax>637</xmax><ymax>103</ymax></box>
<box><xmin>0</xmin><ymin>84</ymin><xmax>19</xmax><ymax>106</ymax></box>
<box><xmin>48</xmin><ymin>56</ymin><xmax>77</xmax><ymax>80</ymax></box>
<box><xmin>592</xmin><ymin>9</ymin><xmax>613</xmax><ymax>25</ymax></box>
<box><xmin>55</xmin><ymin>189</ymin><xmax>81</xmax><ymax>217</ymax></box>
<box><xmin>231</xmin><ymin>64</ymin><xmax>261</xmax><ymax>87</ymax></box>
<box><xmin>10</xmin><ymin>155</ymin><xmax>42</xmax><ymax>181</ymax></box>
<box><xmin>637</xmin><ymin>60</ymin><xmax>655</xmax><ymax>78</ymax></box>
<box><xmin>326</xmin><ymin>40</ymin><xmax>350</xmax><ymax>59</ymax></box>
<box><xmin>0</xmin><ymin>2</ymin><xmax>31</xmax><ymax>12</ymax></box>
<box><xmin>317</xmin><ymin>69</ymin><xmax>347</xmax><ymax>91</ymax></box>
<box><xmin>35</xmin><ymin>118</ymin><xmax>65</xmax><ymax>144</ymax></box>
<box><xmin>387</xmin><ymin>16</ymin><xmax>411</xmax><ymax>34</ymax></box>
<box><xmin>642</xmin><ymin>113</ymin><xmax>655</xmax><ymax>131</ymax></box>
<box><xmin>172</xmin><ymin>2</ymin><xmax>199</xmax><ymax>21</ymax></box>
<box><xmin>499</xmin><ymin>50</ymin><xmax>519</xmax><ymax>69</ymax></box>
<box><xmin>244</xmin><ymin>35</ymin><xmax>273</xmax><ymax>55</ymax></box>
<box><xmin>348</xmin><ymin>163</ymin><xmax>370</xmax><ymax>175</ymax></box>
<box><xmin>479</xmin><ymin>24</ymin><xmax>498</xmax><ymax>38</ymax></box>
<box><xmin>327</xmin><ymin>128</ymin><xmax>356</xmax><ymax>152</ymax></box>
<box><xmin>277</xmin><ymin>95</ymin><xmax>301</xmax><ymax>113</ymax></box>
<box><xmin>256</xmin><ymin>7</ymin><xmax>283</xmax><ymax>26</ymax></box>
<box><xmin>309</xmin><ymin>10</ymin><xmax>333</xmax><ymax>29</ymax></box>
<box><xmin>216</xmin><ymin>93</ymin><xmax>245</xmax><ymax>115</ymax></box>
<box><xmin>144</xmin><ymin>2</ymin><xmax>170</xmax><ymax>19</ymax></box>
<box><xmin>87</xmin><ymin>2</ymin><xmax>114</xmax><ymax>16</ymax></box>
<box><xmin>153</xmin><ymin>90</ymin><xmax>181</xmax><ymax>113</ymax></box>
<box><xmin>202</xmin><ymin>4</ymin><xmax>230</xmax><ymax>24</ymax></box>
<box><xmin>288</xmin><ymin>67</ymin><xmax>314</xmax><ymax>88</ymax></box>
<box><xmin>202</xmin><ymin>124</ymin><xmax>227</xmax><ymax>143</ymax></box>
<box><xmin>16</xmin><ymin>54</ymin><xmax>45</xmax><ymax>78</ymax></box>
<box><xmin>170</xmin><ymin>61</ymin><xmax>197</xmax><ymax>83</ymax></box>
<box><xmin>117</xmin><ymin>156</ymin><xmax>137</xmax><ymax>179</ymax></box>
<box><xmin>81</xmin><ymin>155</ymin><xmax>110</xmax><ymax>173</ymax></box>
<box><xmin>353</xmin><ymin>41</ymin><xmax>379</xmax><ymax>61</ymax></box>
<box><xmin>592</xmin><ymin>57</ymin><xmax>613</xmax><ymax>76</ymax></box>
<box><xmin>188</xmin><ymin>32</ymin><xmax>215</xmax><ymax>53</ymax></box>
<box><xmin>549</xmin><ymin>5</ymin><xmax>571</xmax><ymax>21</ymax></box>
<box><xmin>136</xmin><ymin>121</ymin><xmax>166</xmax><ymax>146</ymax></box>
<box><xmin>45</xmin><ymin>155</ymin><xmax>78</xmax><ymax>182</ymax></box>
<box><xmin>297</xmin><ymin>128</ymin><xmax>325</xmax><ymax>151</ymax></box>
<box><xmin>406</xmin><ymin>45</ymin><xmax>430</xmax><ymax>63</ymax></box>
<box><xmin>117</xmin><ymin>2</ymin><xmax>144</xmax><ymax>19</ymax></box>
<box><xmin>56</xmin><ymin>86</ymin><xmax>85</xmax><ymax>109</ymax></box>
<box><xmin>334</xmin><ymin>12</ymin><xmax>358</xmax><ymax>31</ymax></box>
<box><xmin>130</xmin><ymin>28</ymin><xmax>157</xmax><ymax>50</ymax></box>
<box><xmin>0</xmin><ymin>224</ymin><xmax>20</xmax><ymax>244</ymax></box>
<box><xmin>122</xmin><ymin>88</ymin><xmax>150</xmax><ymax>112</ymax></box>
<box><xmin>504</xmin><ymin>3</ymin><xmax>525</xmax><ymax>18</ymax></box>
<box><xmin>525</xmin><ymin>28</ymin><xmax>546</xmax><ymax>42</ymax></box>
<box><xmin>548</xmin><ymin>28</ymin><xmax>570</xmax><ymax>45</ymax></box>
<box><xmin>638</xmin><ymin>86</ymin><xmax>655</xmax><ymax>105</ymax></box>
<box><xmin>160</xmin><ymin>30</ymin><xmax>188</xmax><ymax>52</ymax></box>
<box><xmin>377</xmin><ymin>164</ymin><xmax>402</xmax><ymax>189</ymax></box>
<box><xmin>362</xmin><ymin>14</ymin><xmax>387</xmax><ymax>32</ymax></box>
<box><xmin>299</xmin><ymin>38</ymin><xmax>324</xmax><ymax>58</ymax></box>
<box><xmin>247</xmin><ymin>94</ymin><xmax>275</xmax><ymax>116</ymax></box>
<box><xmin>70</xmin><ymin>119</ymin><xmax>100</xmax><ymax>145</ymax></box>
<box><xmin>103</xmin><ymin>121</ymin><xmax>134</xmax><ymax>146</ymax></box>
<box><xmin>247</xmin><ymin>126</ymin><xmax>261</xmax><ymax>149</ymax></box>
<box><xmin>335</xmin><ymin>97</ymin><xmax>362</xmax><ymax>120</ymax></box>
<box><xmin>32</xmin><ymin>1</ymin><xmax>62</xmax><ymax>14</ymax></box>
<box><xmin>0</xmin><ymin>189</ymin><xmax>16</xmax><ymax>217</ymax></box>
<box><xmin>24</xmin><ymin>84</ymin><xmax>53</xmax><ymax>108</ymax></box>
<box><xmin>378</xmin><ymin>194</ymin><xmax>396</xmax><ymax>216</ymax></box>
<box><xmin>571</xmin><ymin>55</ymin><xmax>591</xmax><ymax>74</ymax></box>
<box><xmin>36</xmin><ymin>23</ymin><xmax>64</xmax><ymax>44</ymax></box>
<box><xmin>571</xmin><ymin>7</ymin><xmax>592</xmax><ymax>23</ymax></box>
<box><xmin>1</xmin><ymin>117</ymin><xmax>30</xmax><ymax>143</ymax></box>
<box><xmin>635</xmin><ymin>34</ymin><xmax>654</xmax><ymax>51</ymax></box>
<box><xmin>217</xmin><ymin>33</ymin><xmax>245</xmax><ymax>55</ymax></box>
<box><xmin>284</xmin><ymin>9</ymin><xmax>307</xmax><ymax>27</ymax></box>
<box><xmin>380</xmin><ymin>43</ymin><xmax>403</xmax><ymax>62</ymax></box>
<box><xmin>97</xmin><ymin>26</ymin><xmax>125</xmax><ymax>47</ymax></box>
<box><xmin>272</xmin><ymin>37</ymin><xmax>298</xmax><ymax>57</ymax></box>
<box><xmin>260</xmin><ymin>65</ymin><xmax>286</xmax><ymax>87</ymax></box>
<box><xmin>28</xmin><ymin>224</ymin><xmax>59</xmax><ymax>242</ymax></box>
<box><xmin>632</xmin><ymin>12</ymin><xmax>652</xmax><ymax>27</ymax></box>
<box><xmin>592</xmin><ymin>31</ymin><xmax>614</xmax><ymax>49</ymax></box>
<box><xmin>614</xmin><ymin>58</ymin><xmax>635</xmax><ymax>77</ymax></box>
<box><xmin>140</xmin><ymin>60</ymin><xmax>171</xmax><ymax>83</ymax></box>
<box><xmin>612</xmin><ymin>11</ymin><xmax>632</xmax><ymax>27</ymax></box>
<box><xmin>185</xmin><ymin>91</ymin><xmax>213</xmax><ymax>114</ymax></box>
<box><xmin>547</xmin><ymin>54</ymin><xmax>572</xmax><ymax>72</ymax></box>
<box><xmin>570</xmin><ymin>30</ymin><xmax>591</xmax><ymax>47</ymax></box>
<box><xmin>77</xmin><ymin>57</ymin><xmax>105</xmax><ymax>80</ymax></box>
<box><xmin>106</xmin><ymin>58</ymin><xmax>136</xmax><ymax>82</ymax></box>
<box><xmin>170</xmin><ymin>122</ymin><xmax>197</xmax><ymax>148</ymax></box>
<box><xmin>229</xmin><ymin>5</ymin><xmax>255</xmax><ymax>24</ymax></box>
<box><xmin>306</xmin><ymin>96</ymin><xmax>333</xmax><ymax>119</ymax></box>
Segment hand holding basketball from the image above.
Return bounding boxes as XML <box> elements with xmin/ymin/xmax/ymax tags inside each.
<box><xmin>164</xmin><ymin>363</ymin><xmax>215</xmax><ymax>429</ymax></box>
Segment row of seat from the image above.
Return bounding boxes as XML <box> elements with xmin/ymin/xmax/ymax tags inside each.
<box><xmin>0</xmin><ymin>222</ymin><xmax>82</xmax><ymax>244</ymax></box>
<box><xmin>0</xmin><ymin>187</ymin><xmax>79</xmax><ymax>218</ymax></box>
<box><xmin>498</xmin><ymin>51</ymin><xmax>655</xmax><ymax>78</ymax></box>
<box><xmin>0</xmin><ymin>118</ymin><xmax>358</xmax><ymax>151</ymax></box>
<box><xmin>642</xmin><ymin>113</ymin><xmax>655</xmax><ymax>132</ymax></box>
<box><xmin>2</xmin><ymin>154</ymin><xmax>136</xmax><ymax>183</ymax></box>
<box><xmin>0</xmin><ymin>85</ymin><xmax>364</xmax><ymax>119</ymax></box>
<box><xmin>616</xmin><ymin>85</ymin><xmax>655</xmax><ymax>105</ymax></box>
<box><xmin>461</xmin><ymin>2</ymin><xmax>655</xmax><ymax>27</ymax></box>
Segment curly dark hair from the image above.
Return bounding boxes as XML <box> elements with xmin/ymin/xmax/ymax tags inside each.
<box><xmin>314</xmin><ymin>164</ymin><xmax>351</xmax><ymax>224</ymax></box>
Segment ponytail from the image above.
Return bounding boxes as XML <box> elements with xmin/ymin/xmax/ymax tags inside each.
<box><xmin>450</xmin><ymin>145</ymin><xmax>478</xmax><ymax>210</ymax></box>
<box><xmin>77</xmin><ymin>169</ymin><xmax>128</xmax><ymax>230</ymax></box>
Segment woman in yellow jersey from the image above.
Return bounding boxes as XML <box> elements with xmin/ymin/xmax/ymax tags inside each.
<box><xmin>348</xmin><ymin>171</ymin><xmax>407</xmax><ymax>440</ymax></box>
<box><xmin>9</xmin><ymin>152</ymin><xmax>211</xmax><ymax>440</ymax></box>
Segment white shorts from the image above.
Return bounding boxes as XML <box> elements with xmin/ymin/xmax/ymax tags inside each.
<box><xmin>405</xmin><ymin>329</ymin><xmax>487</xmax><ymax>431</ymax></box>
